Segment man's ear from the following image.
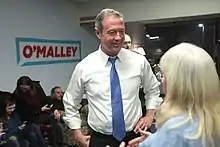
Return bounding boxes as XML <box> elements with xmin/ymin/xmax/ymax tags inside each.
<box><xmin>95</xmin><ymin>28</ymin><xmax>101</xmax><ymax>39</ymax></box>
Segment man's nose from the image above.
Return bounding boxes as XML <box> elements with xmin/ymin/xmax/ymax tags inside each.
<box><xmin>114</xmin><ymin>32</ymin><xmax>123</xmax><ymax>40</ymax></box>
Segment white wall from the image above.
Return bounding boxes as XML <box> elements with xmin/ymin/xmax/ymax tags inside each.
<box><xmin>0</xmin><ymin>0</ymin><xmax>98</xmax><ymax>94</ymax></box>
<box><xmin>77</xmin><ymin>0</ymin><xmax>220</xmax><ymax>22</ymax></box>
<box><xmin>1</xmin><ymin>0</ymin><xmax>218</xmax><ymax>94</ymax></box>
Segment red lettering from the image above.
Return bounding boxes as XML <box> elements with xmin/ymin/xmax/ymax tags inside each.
<box><xmin>22</xmin><ymin>45</ymin><xmax>79</xmax><ymax>59</ymax></box>
<box><xmin>23</xmin><ymin>45</ymin><xmax>33</xmax><ymax>58</ymax></box>
<box><xmin>54</xmin><ymin>46</ymin><xmax>60</xmax><ymax>57</ymax></box>
<box><xmin>66</xmin><ymin>47</ymin><xmax>71</xmax><ymax>57</ymax></box>
<box><xmin>36</xmin><ymin>46</ymin><xmax>46</xmax><ymax>58</ymax></box>
<box><xmin>72</xmin><ymin>46</ymin><xmax>77</xmax><ymax>56</ymax></box>
<box><xmin>46</xmin><ymin>46</ymin><xmax>54</xmax><ymax>57</ymax></box>
<box><xmin>61</xmin><ymin>46</ymin><xmax>65</xmax><ymax>57</ymax></box>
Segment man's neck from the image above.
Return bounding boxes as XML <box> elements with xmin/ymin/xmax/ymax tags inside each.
<box><xmin>55</xmin><ymin>97</ymin><xmax>62</xmax><ymax>100</ymax></box>
<box><xmin>100</xmin><ymin>45</ymin><xmax>119</xmax><ymax>57</ymax></box>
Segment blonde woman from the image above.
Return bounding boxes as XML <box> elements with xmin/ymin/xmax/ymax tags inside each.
<box><xmin>120</xmin><ymin>43</ymin><xmax>220</xmax><ymax>147</ymax></box>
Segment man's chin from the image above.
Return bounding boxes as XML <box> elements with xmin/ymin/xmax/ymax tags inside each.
<box><xmin>112</xmin><ymin>47</ymin><xmax>121</xmax><ymax>54</ymax></box>
<box><xmin>113</xmin><ymin>44</ymin><xmax>121</xmax><ymax>48</ymax></box>
<box><xmin>102</xmin><ymin>45</ymin><xmax>122</xmax><ymax>56</ymax></box>
<box><xmin>112</xmin><ymin>46</ymin><xmax>122</xmax><ymax>51</ymax></box>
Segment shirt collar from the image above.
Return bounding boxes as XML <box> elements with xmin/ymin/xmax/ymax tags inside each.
<box><xmin>98</xmin><ymin>45</ymin><xmax>124</xmax><ymax>66</ymax></box>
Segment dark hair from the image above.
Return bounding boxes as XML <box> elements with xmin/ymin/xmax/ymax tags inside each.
<box><xmin>0</xmin><ymin>92</ymin><xmax>14</xmax><ymax>118</ymax></box>
<box><xmin>15</xmin><ymin>76</ymin><xmax>40</xmax><ymax>108</ymax></box>
<box><xmin>50</xmin><ymin>86</ymin><xmax>61</xmax><ymax>95</ymax></box>
<box><xmin>17</xmin><ymin>76</ymin><xmax>32</xmax><ymax>87</ymax></box>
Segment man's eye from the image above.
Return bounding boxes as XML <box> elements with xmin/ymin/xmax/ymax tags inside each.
<box><xmin>119</xmin><ymin>30</ymin><xmax>125</xmax><ymax>34</ymax></box>
<box><xmin>108</xmin><ymin>31</ymin><xmax>116</xmax><ymax>35</ymax></box>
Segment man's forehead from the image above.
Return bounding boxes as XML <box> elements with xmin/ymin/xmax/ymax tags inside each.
<box><xmin>55</xmin><ymin>88</ymin><xmax>61</xmax><ymax>91</ymax></box>
<box><xmin>102</xmin><ymin>16</ymin><xmax>124</xmax><ymax>29</ymax></box>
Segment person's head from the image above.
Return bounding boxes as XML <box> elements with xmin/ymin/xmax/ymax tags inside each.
<box><xmin>15</xmin><ymin>76</ymin><xmax>41</xmax><ymax>108</ymax></box>
<box><xmin>17</xmin><ymin>76</ymin><xmax>32</xmax><ymax>93</ymax></box>
<box><xmin>157</xmin><ymin>43</ymin><xmax>220</xmax><ymax>146</ymax></box>
<box><xmin>0</xmin><ymin>92</ymin><xmax>15</xmax><ymax>117</ymax></box>
<box><xmin>51</xmin><ymin>86</ymin><xmax>63</xmax><ymax>100</ymax></box>
<box><xmin>95</xmin><ymin>8</ymin><xmax>125</xmax><ymax>57</ymax></box>
<box><xmin>123</xmin><ymin>34</ymin><xmax>132</xmax><ymax>49</ymax></box>
<box><xmin>5</xmin><ymin>100</ymin><xmax>15</xmax><ymax>116</ymax></box>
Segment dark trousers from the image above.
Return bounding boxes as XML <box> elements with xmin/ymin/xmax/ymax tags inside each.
<box><xmin>25</xmin><ymin>123</ymin><xmax>47</xmax><ymax>147</ymax></box>
<box><xmin>39</xmin><ymin>114</ymin><xmax>64</xmax><ymax>147</ymax></box>
<box><xmin>51</xmin><ymin>120</ymin><xmax>64</xmax><ymax>147</ymax></box>
<box><xmin>2</xmin><ymin>139</ymin><xmax>20</xmax><ymax>147</ymax></box>
<box><xmin>89</xmin><ymin>130</ymin><xmax>140</xmax><ymax>147</ymax></box>
<box><xmin>1</xmin><ymin>138</ymin><xmax>29</xmax><ymax>147</ymax></box>
<box><xmin>1</xmin><ymin>124</ymin><xmax>40</xmax><ymax>147</ymax></box>
<box><xmin>20</xmin><ymin>128</ymin><xmax>39</xmax><ymax>147</ymax></box>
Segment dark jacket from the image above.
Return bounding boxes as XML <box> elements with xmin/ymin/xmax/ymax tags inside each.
<box><xmin>12</xmin><ymin>81</ymin><xmax>51</xmax><ymax>123</ymax></box>
<box><xmin>1</xmin><ymin>113</ymin><xmax>22</xmax><ymax>140</ymax></box>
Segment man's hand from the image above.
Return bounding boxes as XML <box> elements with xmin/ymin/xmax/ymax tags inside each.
<box><xmin>54</xmin><ymin>109</ymin><xmax>61</xmax><ymax>120</ymax></box>
<box><xmin>119</xmin><ymin>129</ymin><xmax>152</xmax><ymax>147</ymax></box>
<box><xmin>74</xmin><ymin>129</ymin><xmax>90</xmax><ymax>147</ymax></box>
<box><xmin>134</xmin><ymin>109</ymin><xmax>154</xmax><ymax>133</ymax></box>
<box><xmin>119</xmin><ymin>142</ymin><xmax>126</xmax><ymax>147</ymax></box>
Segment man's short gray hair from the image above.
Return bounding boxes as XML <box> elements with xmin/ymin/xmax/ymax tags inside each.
<box><xmin>95</xmin><ymin>8</ymin><xmax>124</xmax><ymax>32</ymax></box>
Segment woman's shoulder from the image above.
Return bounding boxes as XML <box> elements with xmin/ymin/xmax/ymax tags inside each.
<box><xmin>159</xmin><ymin>114</ymin><xmax>206</xmax><ymax>146</ymax></box>
<box><xmin>139</xmin><ymin>115</ymin><xmax>202</xmax><ymax>147</ymax></box>
<box><xmin>161</xmin><ymin>114</ymin><xmax>198</xmax><ymax>135</ymax></box>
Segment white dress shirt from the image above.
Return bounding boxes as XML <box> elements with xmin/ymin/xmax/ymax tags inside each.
<box><xmin>63</xmin><ymin>47</ymin><xmax>161</xmax><ymax>135</ymax></box>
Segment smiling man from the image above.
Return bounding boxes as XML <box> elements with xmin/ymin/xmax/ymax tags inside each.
<box><xmin>63</xmin><ymin>8</ymin><xmax>161</xmax><ymax>147</ymax></box>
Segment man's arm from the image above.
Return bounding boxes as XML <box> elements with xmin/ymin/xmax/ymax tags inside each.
<box><xmin>142</xmin><ymin>59</ymin><xmax>162</xmax><ymax>111</ymax></box>
<box><xmin>63</xmin><ymin>63</ymin><xmax>91</xmax><ymax>147</ymax></box>
<box><xmin>62</xmin><ymin>62</ymin><xmax>84</xmax><ymax>130</ymax></box>
<box><xmin>134</xmin><ymin>58</ymin><xmax>162</xmax><ymax>132</ymax></box>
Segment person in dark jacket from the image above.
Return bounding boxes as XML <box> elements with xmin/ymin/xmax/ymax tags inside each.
<box><xmin>49</xmin><ymin>86</ymin><xmax>65</xmax><ymax>147</ymax></box>
<box><xmin>0</xmin><ymin>92</ymin><xmax>37</xmax><ymax>147</ymax></box>
<box><xmin>11</xmin><ymin>76</ymin><xmax>49</xmax><ymax>147</ymax></box>
<box><xmin>12</xmin><ymin>76</ymin><xmax>52</xmax><ymax>123</ymax></box>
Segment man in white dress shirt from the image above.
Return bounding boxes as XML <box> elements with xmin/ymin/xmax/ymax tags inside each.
<box><xmin>63</xmin><ymin>8</ymin><xmax>161</xmax><ymax>147</ymax></box>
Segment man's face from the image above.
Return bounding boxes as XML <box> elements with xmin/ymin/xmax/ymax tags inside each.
<box><xmin>54</xmin><ymin>88</ymin><xmax>63</xmax><ymax>100</ymax></box>
<box><xmin>123</xmin><ymin>34</ymin><xmax>132</xmax><ymax>49</ymax></box>
<box><xmin>96</xmin><ymin>16</ymin><xmax>125</xmax><ymax>56</ymax></box>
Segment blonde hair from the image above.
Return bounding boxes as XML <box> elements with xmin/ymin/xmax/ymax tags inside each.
<box><xmin>156</xmin><ymin>43</ymin><xmax>220</xmax><ymax>146</ymax></box>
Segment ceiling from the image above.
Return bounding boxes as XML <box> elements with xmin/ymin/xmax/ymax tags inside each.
<box><xmin>72</xmin><ymin>0</ymin><xmax>132</xmax><ymax>3</ymax></box>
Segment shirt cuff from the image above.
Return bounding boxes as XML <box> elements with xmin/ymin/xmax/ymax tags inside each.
<box><xmin>63</xmin><ymin>116</ymin><xmax>82</xmax><ymax>129</ymax></box>
<box><xmin>146</xmin><ymin>97</ymin><xmax>163</xmax><ymax>109</ymax></box>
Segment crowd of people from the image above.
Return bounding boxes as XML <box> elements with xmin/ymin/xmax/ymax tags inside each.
<box><xmin>0</xmin><ymin>77</ymin><xmax>67</xmax><ymax>147</ymax></box>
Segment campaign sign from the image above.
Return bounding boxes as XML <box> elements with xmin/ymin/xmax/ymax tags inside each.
<box><xmin>15</xmin><ymin>37</ymin><xmax>81</xmax><ymax>66</ymax></box>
